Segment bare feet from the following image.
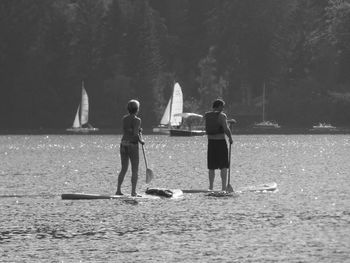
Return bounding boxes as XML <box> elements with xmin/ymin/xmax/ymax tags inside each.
<box><xmin>131</xmin><ymin>192</ymin><xmax>142</xmax><ymax>197</ymax></box>
<box><xmin>115</xmin><ymin>191</ymin><xmax>124</xmax><ymax>196</ymax></box>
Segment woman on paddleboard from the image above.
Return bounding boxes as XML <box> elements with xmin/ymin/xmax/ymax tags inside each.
<box><xmin>204</xmin><ymin>99</ymin><xmax>234</xmax><ymax>191</ymax></box>
<box><xmin>116</xmin><ymin>99</ymin><xmax>145</xmax><ymax>197</ymax></box>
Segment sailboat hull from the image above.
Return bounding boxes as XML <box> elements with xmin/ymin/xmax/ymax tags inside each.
<box><xmin>152</xmin><ymin>126</ymin><xmax>170</xmax><ymax>134</ymax></box>
<box><xmin>311</xmin><ymin>123</ymin><xmax>337</xmax><ymax>131</ymax></box>
<box><xmin>66</xmin><ymin>127</ymin><xmax>99</xmax><ymax>133</ymax></box>
<box><xmin>169</xmin><ymin>129</ymin><xmax>205</xmax><ymax>136</ymax></box>
<box><xmin>253</xmin><ymin>122</ymin><xmax>280</xmax><ymax>129</ymax></box>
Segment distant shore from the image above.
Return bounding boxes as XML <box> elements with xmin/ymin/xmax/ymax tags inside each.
<box><xmin>1</xmin><ymin>127</ymin><xmax>350</xmax><ymax>135</ymax></box>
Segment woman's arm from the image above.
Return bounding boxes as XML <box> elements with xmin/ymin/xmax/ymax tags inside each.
<box><xmin>133</xmin><ymin>118</ymin><xmax>145</xmax><ymax>145</ymax></box>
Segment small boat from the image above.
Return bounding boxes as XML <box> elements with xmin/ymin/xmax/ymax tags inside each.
<box><xmin>169</xmin><ymin>112</ymin><xmax>206</xmax><ymax>136</ymax></box>
<box><xmin>253</xmin><ymin>120</ymin><xmax>280</xmax><ymax>129</ymax></box>
<box><xmin>253</xmin><ymin>82</ymin><xmax>280</xmax><ymax>129</ymax></box>
<box><xmin>170</xmin><ymin>129</ymin><xmax>206</xmax><ymax>136</ymax></box>
<box><xmin>152</xmin><ymin>82</ymin><xmax>183</xmax><ymax>134</ymax></box>
<box><xmin>66</xmin><ymin>81</ymin><xmax>99</xmax><ymax>133</ymax></box>
<box><xmin>312</xmin><ymin>123</ymin><xmax>337</xmax><ymax>130</ymax></box>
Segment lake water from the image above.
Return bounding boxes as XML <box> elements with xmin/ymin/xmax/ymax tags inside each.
<box><xmin>0</xmin><ymin>134</ymin><xmax>349</xmax><ymax>263</ymax></box>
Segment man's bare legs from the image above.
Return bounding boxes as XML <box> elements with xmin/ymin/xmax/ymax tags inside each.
<box><xmin>209</xmin><ymin>168</ymin><xmax>227</xmax><ymax>191</ymax></box>
<box><xmin>220</xmin><ymin>168</ymin><xmax>227</xmax><ymax>191</ymax></box>
<box><xmin>209</xmin><ymin>169</ymin><xmax>215</xmax><ymax>190</ymax></box>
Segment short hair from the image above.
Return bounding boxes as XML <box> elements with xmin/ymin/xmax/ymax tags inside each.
<box><xmin>127</xmin><ymin>99</ymin><xmax>140</xmax><ymax>114</ymax></box>
<box><xmin>212</xmin><ymin>99</ymin><xmax>225</xmax><ymax>109</ymax></box>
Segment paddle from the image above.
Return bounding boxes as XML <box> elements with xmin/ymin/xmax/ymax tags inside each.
<box><xmin>226</xmin><ymin>143</ymin><xmax>234</xmax><ymax>193</ymax></box>
<box><xmin>141</xmin><ymin>144</ymin><xmax>154</xmax><ymax>184</ymax></box>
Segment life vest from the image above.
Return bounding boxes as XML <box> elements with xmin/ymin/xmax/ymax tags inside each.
<box><xmin>205</xmin><ymin>111</ymin><xmax>224</xmax><ymax>135</ymax></box>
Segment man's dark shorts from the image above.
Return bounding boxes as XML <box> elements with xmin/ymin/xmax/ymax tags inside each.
<box><xmin>207</xmin><ymin>139</ymin><xmax>229</xmax><ymax>170</ymax></box>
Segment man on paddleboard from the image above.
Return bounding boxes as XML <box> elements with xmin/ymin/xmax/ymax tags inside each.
<box><xmin>204</xmin><ymin>99</ymin><xmax>234</xmax><ymax>191</ymax></box>
<box><xmin>116</xmin><ymin>99</ymin><xmax>145</xmax><ymax>197</ymax></box>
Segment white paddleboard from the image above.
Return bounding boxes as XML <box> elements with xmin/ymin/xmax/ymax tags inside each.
<box><xmin>61</xmin><ymin>189</ymin><xmax>183</xmax><ymax>200</ymax></box>
<box><xmin>61</xmin><ymin>193</ymin><xmax>157</xmax><ymax>200</ymax></box>
<box><xmin>237</xmin><ymin>182</ymin><xmax>278</xmax><ymax>193</ymax></box>
<box><xmin>182</xmin><ymin>182</ymin><xmax>277</xmax><ymax>194</ymax></box>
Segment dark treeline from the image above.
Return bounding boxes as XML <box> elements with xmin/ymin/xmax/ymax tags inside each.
<box><xmin>0</xmin><ymin>0</ymin><xmax>350</xmax><ymax>129</ymax></box>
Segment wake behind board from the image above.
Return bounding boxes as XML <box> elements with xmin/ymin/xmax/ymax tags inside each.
<box><xmin>182</xmin><ymin>182</ymin><xmax>277</xmax><ymax>194</ymax></box>
<box><xmin>61</xmin><ymin>189</ymin><xmax>183</xmax><ymax>200</ymax></box>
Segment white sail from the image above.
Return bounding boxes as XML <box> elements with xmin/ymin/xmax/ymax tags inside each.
<box><xmin>171</xmin><ymin>83</ymin><xmax>183</xmax><ymax>125</ymax></box>
<box><xmin>80</xmin><ymin>82</ymin><xmax>89</xmax><ymax>126</ymax></box>
<box><xmin>72</xmin><ymin>105</ymin><xmax>81</xmax><ymax>128</ymax></box>
<box><xmin>160</xmin><ymin>82</ymin><xmax>183</xmax><ymax>126</ymax></box>
<box><xmin>160</xmin><ymin>98</ymin><xmax>171</xmax><ymax>125</ymax></box>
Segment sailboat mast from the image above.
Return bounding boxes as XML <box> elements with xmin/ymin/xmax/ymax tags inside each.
<box><xmin>262</xmin><ymin>81</ymin><xmax>266</xmax><ymax>122</ymax></box>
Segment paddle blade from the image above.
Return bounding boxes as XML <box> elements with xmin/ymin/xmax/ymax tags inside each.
<box><xmin>146</xmin><ymin>168</ymin><xmax>154</xmax><ymax>184</ymax></box>
<box><xmin>226</xmin><ymin>183</ymin><xmax>234</xmax><ymax>193</ymax></box>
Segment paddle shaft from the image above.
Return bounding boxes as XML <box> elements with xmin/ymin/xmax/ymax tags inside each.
<box><xmin>139</xmin><ymin>132</ymin><xmax>154</xmax><ymax>184</ymax></box>
<box><xmin>139</xmin><ymin>132</ymin><xmax>148</xmax><ymax>168</ymax></box>
<box><xmin>141</xmin><ymin>144</ymin><xmax>148</xmax><ymax>169</ymax></box>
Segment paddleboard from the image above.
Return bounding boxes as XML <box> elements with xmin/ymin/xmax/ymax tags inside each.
<box><xmin>61</xmin><ymin>189</ymin><xmax>183</xmax><ymax>200</ymax></box>
<box><xmin>206</xmin><ymin>191</ymin><xmax>239</xmax><ymax>198</ymax></box>
<box><xmin>61</xmin><ymin>193</ymin><xmax>155</xmax><ymax>200</ymax></box>
<box><xmin>237</xmin><ymin>182</ymin><xmax>277</xmax><ymax>193</ymax></box>
<box><xmin>182</xmin><ymin>182</ymin><xmax>277</xmax><ymax>194</ymax></box>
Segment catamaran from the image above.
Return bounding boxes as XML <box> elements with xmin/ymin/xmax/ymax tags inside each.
<box><xmin>170</xmin><ymin>112</ymin><xmax>206</xmax><ymax>136</ymax></box>
<box><xmin>152</xmin><ymin>82</ymin><xmax>183</xmax><ymax>134</ymax></box>
<box><xmin>253</xmin><ymin>81</ymin><xmax>280</xmax><ymax>129</ymax></box>
<box><xmin>66</xmin><ymin>81</ymin><xmax>99</xmax><ymax>133</ymax></box>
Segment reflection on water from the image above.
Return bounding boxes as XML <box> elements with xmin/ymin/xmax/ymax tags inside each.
<box><xmin>0</xmin><ymin>135</ymin><xmax>349</xmax><ymax>262</ymax></box>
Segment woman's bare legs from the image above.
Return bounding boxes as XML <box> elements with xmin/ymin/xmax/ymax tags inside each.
<box><xmin>116</xmin><ymin>146</ymin><xmax>129</xmax><ymax>195</ymax></box>
<box><xmin>130</xmin><ymin>145</ymin><xmax>139</xmax><ymax>196</ymax></box>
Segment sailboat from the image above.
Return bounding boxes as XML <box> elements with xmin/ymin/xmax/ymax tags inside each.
<box><xmin>152</xmin><ymin>82</ymin><xmax>183</xmax><ymax>134</ymax></box>
<box><xmin>253</xmin><ymin>81</ymin><xmax>280</xmax><ymax>129</ymax></box>
<box><xmin>66</xmin><ymin>81</ymin><xmax>99</xmax><ymax>133</ymax></box>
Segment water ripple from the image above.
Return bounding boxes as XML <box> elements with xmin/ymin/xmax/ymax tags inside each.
<box><xmin>1</xmin><ymin>135</ymin><xmax>349</xmax><ymax>262</ymax></box>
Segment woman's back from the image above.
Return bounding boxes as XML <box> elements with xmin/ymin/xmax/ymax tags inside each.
<box><xmin>121</xmin><ymin>114</ymin><xmax>140</xmax><ymax>143</ymax></box>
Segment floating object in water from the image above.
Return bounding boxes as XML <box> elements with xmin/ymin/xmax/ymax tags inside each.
<box><xmin>61</xmin><ymin>189</ymin><xmax>183</xmax><ymax>200</ymax></box>
<box><xmin>182</xmin><ymin>182</ymin><xmax>277</xmax><ymax>194</ymax></box>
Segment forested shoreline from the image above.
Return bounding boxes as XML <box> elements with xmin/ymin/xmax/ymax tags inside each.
<box><xmin>0</xmin><ymin>0</ymin><xmax>349</xmax><ymax>129</ymax></box>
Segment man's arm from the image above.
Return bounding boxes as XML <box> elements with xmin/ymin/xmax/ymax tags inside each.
<box><xmin>219</xmin><ymin>113</ymin><xmax>233</xmax><ymax>144</ymax></box>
